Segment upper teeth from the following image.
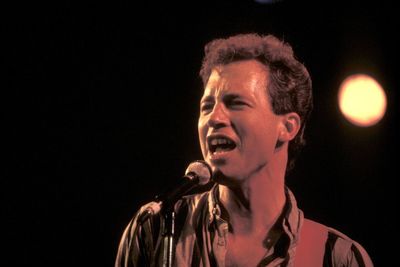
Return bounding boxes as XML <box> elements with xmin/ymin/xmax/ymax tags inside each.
<box><xmin>210</xmin><ymin>138</ymin><xmax>233</xmax><ymax>145</ymax></box>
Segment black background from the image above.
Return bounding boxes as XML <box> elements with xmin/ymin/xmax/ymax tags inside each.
<box><xmin>5</xmin><ymin>1</ymin><xmax>398</xmax><ymax>266</ymax></box>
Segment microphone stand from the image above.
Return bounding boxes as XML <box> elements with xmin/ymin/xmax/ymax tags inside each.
<box><xmin>162</xmin><ymin>209</ymin><xmax>175</xmax><ymax>267</ymax></box>
<box><xmin>136</xmin><ymin>161</ymin><xmax>212</xmax><ymax>267</ymax></box>
<box><xmin>157</xmin><ymin>175</ymin><xmax>201</xmax><ymax>267</ymax></box>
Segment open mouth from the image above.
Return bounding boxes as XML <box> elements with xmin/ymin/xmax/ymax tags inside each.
<box><xmin>208</xmin><ymin>136</ymin><xmax>237</xmax><ymax>154</ymax></box>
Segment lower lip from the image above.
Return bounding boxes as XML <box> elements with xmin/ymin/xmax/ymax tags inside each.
<box><xmin>209</xmin><ymin>149</ymin><xmax>235</xmax><ymax>162</ymax></box>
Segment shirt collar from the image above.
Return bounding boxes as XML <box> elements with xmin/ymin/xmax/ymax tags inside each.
<box><xmin>207</xmin><ymin>183</ymin><xmax>220</xmax><ymax>226</ymax></box>
<box><xmin>206</xmin><ymin>184</ymin><xmax>304</xmax><ymax>245</ymax></box>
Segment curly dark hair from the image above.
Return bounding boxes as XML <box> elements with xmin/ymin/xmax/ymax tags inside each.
<box><xmin>199</xmin><ymin>33</ymin><xmax>313</xmax><ymax>172</ymax></box>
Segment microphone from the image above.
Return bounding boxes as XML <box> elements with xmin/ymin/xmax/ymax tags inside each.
<box><xmin>138</xmin><ymin>160</ymin><xmax>212</xmax><ymax>224</ymax></box>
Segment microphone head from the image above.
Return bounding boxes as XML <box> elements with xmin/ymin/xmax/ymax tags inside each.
<box><xmin>185</xmin><ymin>160</ymin><xmax>212</xmax><ymax>185</ymax></box>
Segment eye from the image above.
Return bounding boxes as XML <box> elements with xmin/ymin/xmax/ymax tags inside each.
<box><xmin>232</xmin><ymin>100</ymin><xmax>246</xmax><ymax>106</ymax></box>
<box><xmin>228</xmin><ymin>99</ymin><xmax>248</xmax><ymax>109</ymax></box>
<box><xmin>201</xmin><ymin>102</ymin><xmax>214</xmax><ymax>113</ymax></box>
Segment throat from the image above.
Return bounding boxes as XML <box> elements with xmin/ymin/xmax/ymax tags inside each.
<box><xmin>218</xmin><ymin>181</ymin><xmax>286</xmax><ymax>235</ymax></box>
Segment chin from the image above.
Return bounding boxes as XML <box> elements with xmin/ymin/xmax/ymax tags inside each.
<box><xmin>211</xmin><ymin>167</ymin><xmax>244</xmax><ymax>188</ymax></box>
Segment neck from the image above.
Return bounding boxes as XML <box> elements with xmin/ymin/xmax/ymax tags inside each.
<box><xmin>218</xmin><ymin>161</ymin><xmax>286</xmax><ymax>237</ymax></box>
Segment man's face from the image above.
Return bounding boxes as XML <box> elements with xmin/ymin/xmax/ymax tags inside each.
<box><xmin>198</xmin><ymin>59</ymin><xmax>283</xmax><ymax>184</ymax></box>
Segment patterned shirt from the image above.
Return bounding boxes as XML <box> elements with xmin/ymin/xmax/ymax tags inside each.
<box><xmin>115</xmin><ymin>185</ymin><xmax>373</xmax><ymax>266</ymax></box>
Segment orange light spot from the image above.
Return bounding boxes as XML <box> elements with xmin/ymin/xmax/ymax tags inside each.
<box><xmin>338</xmin><ymin>74</ymin><xmax>387</xmax><ymax>127</ymax></box>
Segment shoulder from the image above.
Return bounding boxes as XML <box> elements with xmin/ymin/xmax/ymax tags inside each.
<box><xmin>304</xmin><ymin>219</ymin><xmax>373</xmax><ymax>267</ymax></box>
<box><xmin>325</xmin><ymin>226</ymin><xmax>374</xmax><ymax>267</ymax></box>
<box><xmin>175</xmin><ymin>189</ymin><xmax>213</xmax><ymax>222</ymax></box>
<box><xmin>179</xmin><ymin>190</ymin><xmax>212</xmax><ymax>210</ymax></box>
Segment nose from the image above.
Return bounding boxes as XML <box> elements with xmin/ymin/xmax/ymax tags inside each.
<box><xmin>208</xmin><ymin>103</ymin><xmax>229</xmax><ymax>129</ymax></box>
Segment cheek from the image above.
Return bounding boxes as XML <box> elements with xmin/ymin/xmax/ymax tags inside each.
<box><xmin>198</xmin><ymin>118</ymin><xmax>205</xmax><ymax>137</ymax></box>
<box><xmin>245</xmin><ymin>119</ymin><xmax>279</xmax><ymax>150</ymax></box>
<box><xmin>198</xmin><ymin>119</ymin><xmax>208</xmax><ymax>149</ymax></box>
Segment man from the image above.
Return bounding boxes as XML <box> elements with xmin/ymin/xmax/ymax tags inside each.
<box><xmin>115</xmin><ymin>33</ymin><xmax>373</xmax><ymax>266</ymax></box>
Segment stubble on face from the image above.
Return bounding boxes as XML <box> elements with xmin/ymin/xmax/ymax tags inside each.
<box><xmin>198</xmin><ymin>60</ymin><xmax>283</xmax><ymax>185</ymax></box>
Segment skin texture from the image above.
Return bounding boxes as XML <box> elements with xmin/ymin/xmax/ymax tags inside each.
<box><xmin>199</xmin><ymin>60</ymin><xmax>281</xmax><ymax>183</ymax></box>
<box><xmin>198</xmin><ymin>59</ymin><xmax>300</xmax><ymax>266</ymax></box>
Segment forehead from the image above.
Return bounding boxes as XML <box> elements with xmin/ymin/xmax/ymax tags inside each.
<box><xmin>203</xmin><ymin>59</ymin><xmax>269</xmax><ymax>97</ymax></box>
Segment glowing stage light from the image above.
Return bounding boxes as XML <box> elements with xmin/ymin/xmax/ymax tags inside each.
<box><xmin>338</xmin><ymin>74</ymin><xmax>387</xmax><ymax>127</ymax></box>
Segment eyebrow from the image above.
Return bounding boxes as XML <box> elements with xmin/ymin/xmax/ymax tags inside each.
<box><xmin>200</xmin><ymin>95</ymin><xmax>214</xmax><ymax>103</ymax></box>
<box><xmin>223</xmin><ymin>93</ymin><xmax>242</xmax><ymax>101</ymax></box>
<box><xmin>201</xmin><ymin>93</ymin><xmax>244</xmax><ymax>103</ymax></box>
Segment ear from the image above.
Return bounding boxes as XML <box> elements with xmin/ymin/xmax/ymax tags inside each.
<box><xmin>278</xmin><ymin>112</ymin><xmax>301</xmax><ymax>142</ymax></box>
